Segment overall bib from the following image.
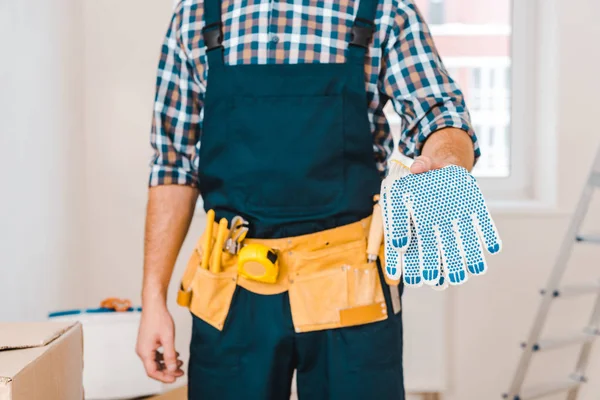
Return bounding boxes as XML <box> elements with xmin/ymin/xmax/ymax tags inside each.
<box><xmin>185</xmin><ymin>0</ymin><xmax>405</xmax><ymax>397</ymax></box>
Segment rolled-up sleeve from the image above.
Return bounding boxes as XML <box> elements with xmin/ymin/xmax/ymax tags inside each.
<box><xmin>149</xmin><ymin>6</ymin><xmax>203</xmax><ymax>188</ymax></box>
<box><xmin>380</xmin><ymin>0</ymin><xmax>480</xmax><ymax>161</ymax></box>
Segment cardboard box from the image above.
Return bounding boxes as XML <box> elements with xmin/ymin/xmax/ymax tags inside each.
<box><xmin>0</xmin><ymin>321</ymin><xmax>83</xmax><ymax>400</ymax></box>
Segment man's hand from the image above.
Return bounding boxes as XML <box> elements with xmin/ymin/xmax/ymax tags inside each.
<box><xmin>136</xmin><ymin>303</ymin><xmax>184</xmax><ymax>383</ymax></box>
<box><xmin>137</xmin><ymin>185</ymin><xmax>199</xmax><ymax>381</ymax></box>
<box><xmin>410</xmin><ymin>128</ymin><xmax>475</xmax><ymax>174</ymax></box>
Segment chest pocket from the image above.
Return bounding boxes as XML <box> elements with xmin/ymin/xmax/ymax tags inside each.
<box><xmin>229</xmin><ymin>93</ymin><xmax>345</xmax><ymax>213</ymax></box>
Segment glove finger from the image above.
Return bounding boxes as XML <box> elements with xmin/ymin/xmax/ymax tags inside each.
<box><xmin>402</xmin><ymin>222</ymin><xmax>422</xmax><ymax>287</ymax></box>
<box><xmin>431</xmin><ymin>263</ymin><xmax>448</xmax><ymax>291</ymax></box>
<box><xmin>419</xmin><ymin>227</ymin><xmax>442</xmax><ymax>285</ymax></box>
<box><xmin>458</xmin><ymin>218</ymin><xmax>488</xmax><ymax>276</ymax></box>
<box><xmin>380</xmin><ymin>161</ymin><xmax>402</xmax><ymax>233</ymax></box>
<box><xmin>380</xmin><ymin>183</ymin><xmax>390</xmax><ymax>227</ymax></box>
<box><xmin>472</xmin><ymin>208</ymin><xmax>502</xmax><ymax>255</ymax></box>
<box><xmin>381</xmin><ymin>189</ymin><xmax>392</xmax><ymax>248</ymax></box>
<box><xmin>388</xmin><ymin>181</ymin><xmax>411</xmax><ymax>252</ymax></box>
<box><xmin>438</xmin><ymin>223</ymin><xmax>468</xmax><ymax>285</ymax></box>
<box><xmin>465</xmin><ymin>174</ymin><xmax>502</xmax><ymax>255</ymax></box>
<box><xmin>383</xmin><ymin>239</ymin><xmax>402</xmax><ymax>281</ymax></box>
<box><xmin>382</xmin><ymin>188</ymin><xmax>402</xmax><ymax>282</ymax></box>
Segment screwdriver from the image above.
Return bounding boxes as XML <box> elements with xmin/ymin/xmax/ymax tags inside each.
<box><xmin>210</xmin><ymin>218</ymin><xmax>228</xmax><ymax>274</ymax></box>
<box><xmin>201</xmin><ymin>209</ymin><xmax>215</xmax><ymax>270</ymax></box>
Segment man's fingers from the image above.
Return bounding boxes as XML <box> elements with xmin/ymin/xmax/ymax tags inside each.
<box><xmin>142</xmin><ymin>355</ymin><xmax>176</xmax><ymax>383</ymax></box>
<box><xmin>154</xmin><ymin>351</ymin><xmax>180</xmax><ymax>361</ymax></box>
<box><xmin>152</xmin><ymin>348</ymin><xmax>185</xmax><ymax>379</ymax></box>
<box><xmin>410</xmin><ymin>156</ymin><xmax>432</xmax><ymax>174</ymax></box>
<box><xmin>410</xmin><ymin>155</ymin><xmax>450</xmax><ymax>174</ymax></box>
<box><xmin>137</xmin><ymin>345</ymin><xmax>179</xmax><ymax>383</ymax></box>
<box><xmin>156</xmin><ymin>357</ymin><xmax>185</xmax><ymax>371</ymax></box>
<box><xmin>143</xmin><ymin>357</ymin><xmax>158</xmax><ymax>375</ymax></box>
<box><xmin>161</xmin><ymin>333</ymin><xmax>179</xmax><ymax>373</ymax></box>
<box><xmin>173</xmin><ymin>359</ymin><xmax>185</xmax><ymax>376</ymax></box>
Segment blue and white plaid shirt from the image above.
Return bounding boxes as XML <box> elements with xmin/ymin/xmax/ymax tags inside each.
<box><xmin>150</xmin><ymin>0</ymin><xmax>477</xmax><ymax>187</ymax></box>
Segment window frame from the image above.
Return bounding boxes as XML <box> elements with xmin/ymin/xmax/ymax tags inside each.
<box><xmin>481</xmin><ymin>0</ymin><xmax>558</xmax><ymax>209</ymax></box>
<box><xmin>475</xmin><ymin>0</ymin><xmax>536</xmax><ymax>202</ymax></box>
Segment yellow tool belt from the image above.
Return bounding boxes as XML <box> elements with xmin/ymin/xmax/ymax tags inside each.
<box><xmin>177</xmin><ymin>216</ymin><xmax>398</xmax><ymax>333</ymax></box>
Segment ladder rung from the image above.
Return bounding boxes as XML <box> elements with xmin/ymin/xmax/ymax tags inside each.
<box><xmin>591</xmin><ymin>172</ymin><xmax>600</xmax><ymax>187</ymax></box>
<box><xmin>576</xmin><ymin>234</ymin><xmax>600</xmax><ymax>244</ymax></box>
<box><xmin>553</xmin><ymin>281</ymin><xmax>600</xmax><ymax>297</ymax></box>
<box><xmin>517</xmin><ymin>379</ymin><xmax>582</xmax><ymax>400</ymax></box>
<box><xmin>533</xmin><ymin>329</ymin><xmax>599</xmax><ymax>351</ymax></box>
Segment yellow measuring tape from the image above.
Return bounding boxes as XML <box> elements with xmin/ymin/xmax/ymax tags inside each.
<box><xmin>237</xmin><ymin>243</ymin><xmax>279</xmax><ymax>284</ymax></box>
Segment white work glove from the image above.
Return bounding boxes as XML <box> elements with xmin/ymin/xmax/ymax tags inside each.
<box><xmin>381</xmin><ymin>158</ymin><xmax>502</xmax><ymax>290</ymax></box>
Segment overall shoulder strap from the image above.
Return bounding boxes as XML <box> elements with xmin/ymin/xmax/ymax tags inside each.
<box><xmin>203</xmin><ymin>0</ymin><xmax>224</xmax><ymax>68</ymax></box>
<box><xmin>348</xmin><ymin>0</ymin><xmax>379</xmax><ymax>64</ymax></box>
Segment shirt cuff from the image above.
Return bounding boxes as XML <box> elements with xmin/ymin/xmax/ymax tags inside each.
<box><xmin>414</xmin><ymin>110</ymin><xmax>481</xmax><ymax>163</ymax></box>
<box><xmin>149</xmin><ymin>165</ymin><xmax>199</xmax><ymax>188</ymax></box>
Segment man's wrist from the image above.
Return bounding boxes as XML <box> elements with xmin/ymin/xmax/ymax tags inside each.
<box><xmin>142</xmin><ymin>281</ymin><xmax>169</xmax><ymax>307</ymax></box>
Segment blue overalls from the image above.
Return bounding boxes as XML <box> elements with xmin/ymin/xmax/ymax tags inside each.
<box><xmin>188</xmin><ymin>0</ymin><xmax>405</xmax><ymax>396</ymax></box>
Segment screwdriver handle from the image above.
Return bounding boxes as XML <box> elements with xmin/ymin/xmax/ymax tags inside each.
<box><xmin>201</xmin><ymin>210</ymin><xmax>215</xmax><ymax>270</ymax></box>
<box><xmin>211</xmin><ymin>218</ymin><xmax>228</xmax><ymax>274</ymax></box>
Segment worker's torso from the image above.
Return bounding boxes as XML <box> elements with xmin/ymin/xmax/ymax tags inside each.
<box><xmin>175</xmin><ymin>0</ymin><xmax>404</xmax><ymax>174</ymax></box>
<box><xmin>195</xmin><ymin>0</ymin><xmax>388</xmax><ymax>237</ymax></box>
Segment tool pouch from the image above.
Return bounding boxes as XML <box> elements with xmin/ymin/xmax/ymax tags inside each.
<box><xmin>178</xmin><ymin>217</ymin><xmax>396</xmax><ymax>333</ymax></box>
<box><xmin>188</xmin><ymin>266</ymin><xmax>237</xmax><ymax>330</ymax></box>
<box><xmin>178</xmin><ymin>235</ymin><xmax>238</xmax><ymax>331</ymax></box>
<box><xmin>288</xmin><ymin>240</ymin><xmax>388</xmax><ymax>333</ymax></box>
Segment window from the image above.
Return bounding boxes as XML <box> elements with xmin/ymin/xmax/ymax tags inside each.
<box><xmin>386</xmin><ymin>0</ymin><xmax>546</xmax><ymax>202</ymax></box>
<box><xmin>465</xmin><ymin>63</ymin><xmax>510</xmax><ymax>177</ymax></box>
<box><xmin>469</xmin><ymin>67</ymin><xmax>482</xmax><ymax>110</ymax></box>
<box><xmin>429</xmin><ymin>0</ymin><xmax>445</xmax><ymax>25</ymax></box>
<box><xmin>424</xmin><ymin>0</ymin><xmax>513</xmax><ymax>179</ymax></box>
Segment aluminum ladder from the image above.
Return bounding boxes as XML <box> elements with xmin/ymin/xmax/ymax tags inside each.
<box><xmin>504</xmin><ymin>146</ymin><xmax>600</xmax><ymax>400</ymax></box>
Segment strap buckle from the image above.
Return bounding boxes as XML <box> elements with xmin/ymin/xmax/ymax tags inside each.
<box><xmin>349</xmin><ymin>18</ymin><xmax>375</xmax><ymax>49</ymax></box>
<box><xmin>202</xmin><ymin>22</ymin><xmax>223</xmax><ymax>51</ymax></box>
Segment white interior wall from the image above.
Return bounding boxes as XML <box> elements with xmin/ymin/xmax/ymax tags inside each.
<box><xmin>81</xmin><ymin>0</ymin><xmax>195</xmax><ymax>375</ymax></box>
<box><xmin>0</xmin><ymin>0</ymin><xmax>85</xmax><ymax>321</ymax></box>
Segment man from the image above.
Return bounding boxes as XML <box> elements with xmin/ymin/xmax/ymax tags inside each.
<box><xmin>136</xmin><ymin>0</ymin><xmax>477</xmax><ymax>398</ymax></box>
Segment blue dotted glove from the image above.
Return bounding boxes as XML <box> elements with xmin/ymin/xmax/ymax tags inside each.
<box><xmin>381</xmin><ymin>161</ymin><xmax>502</xmax><ymax>289</ymax></box>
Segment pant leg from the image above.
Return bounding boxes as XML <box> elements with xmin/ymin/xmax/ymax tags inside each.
<box><xmin>188</xmin><ymin>287</ymin><xmax>296</xmax><ymax>400</ymax></box>
<box><xmin>295</xmin><ymin>264</ymin><xmax>405</xmax><ymax>400</ymax></box>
